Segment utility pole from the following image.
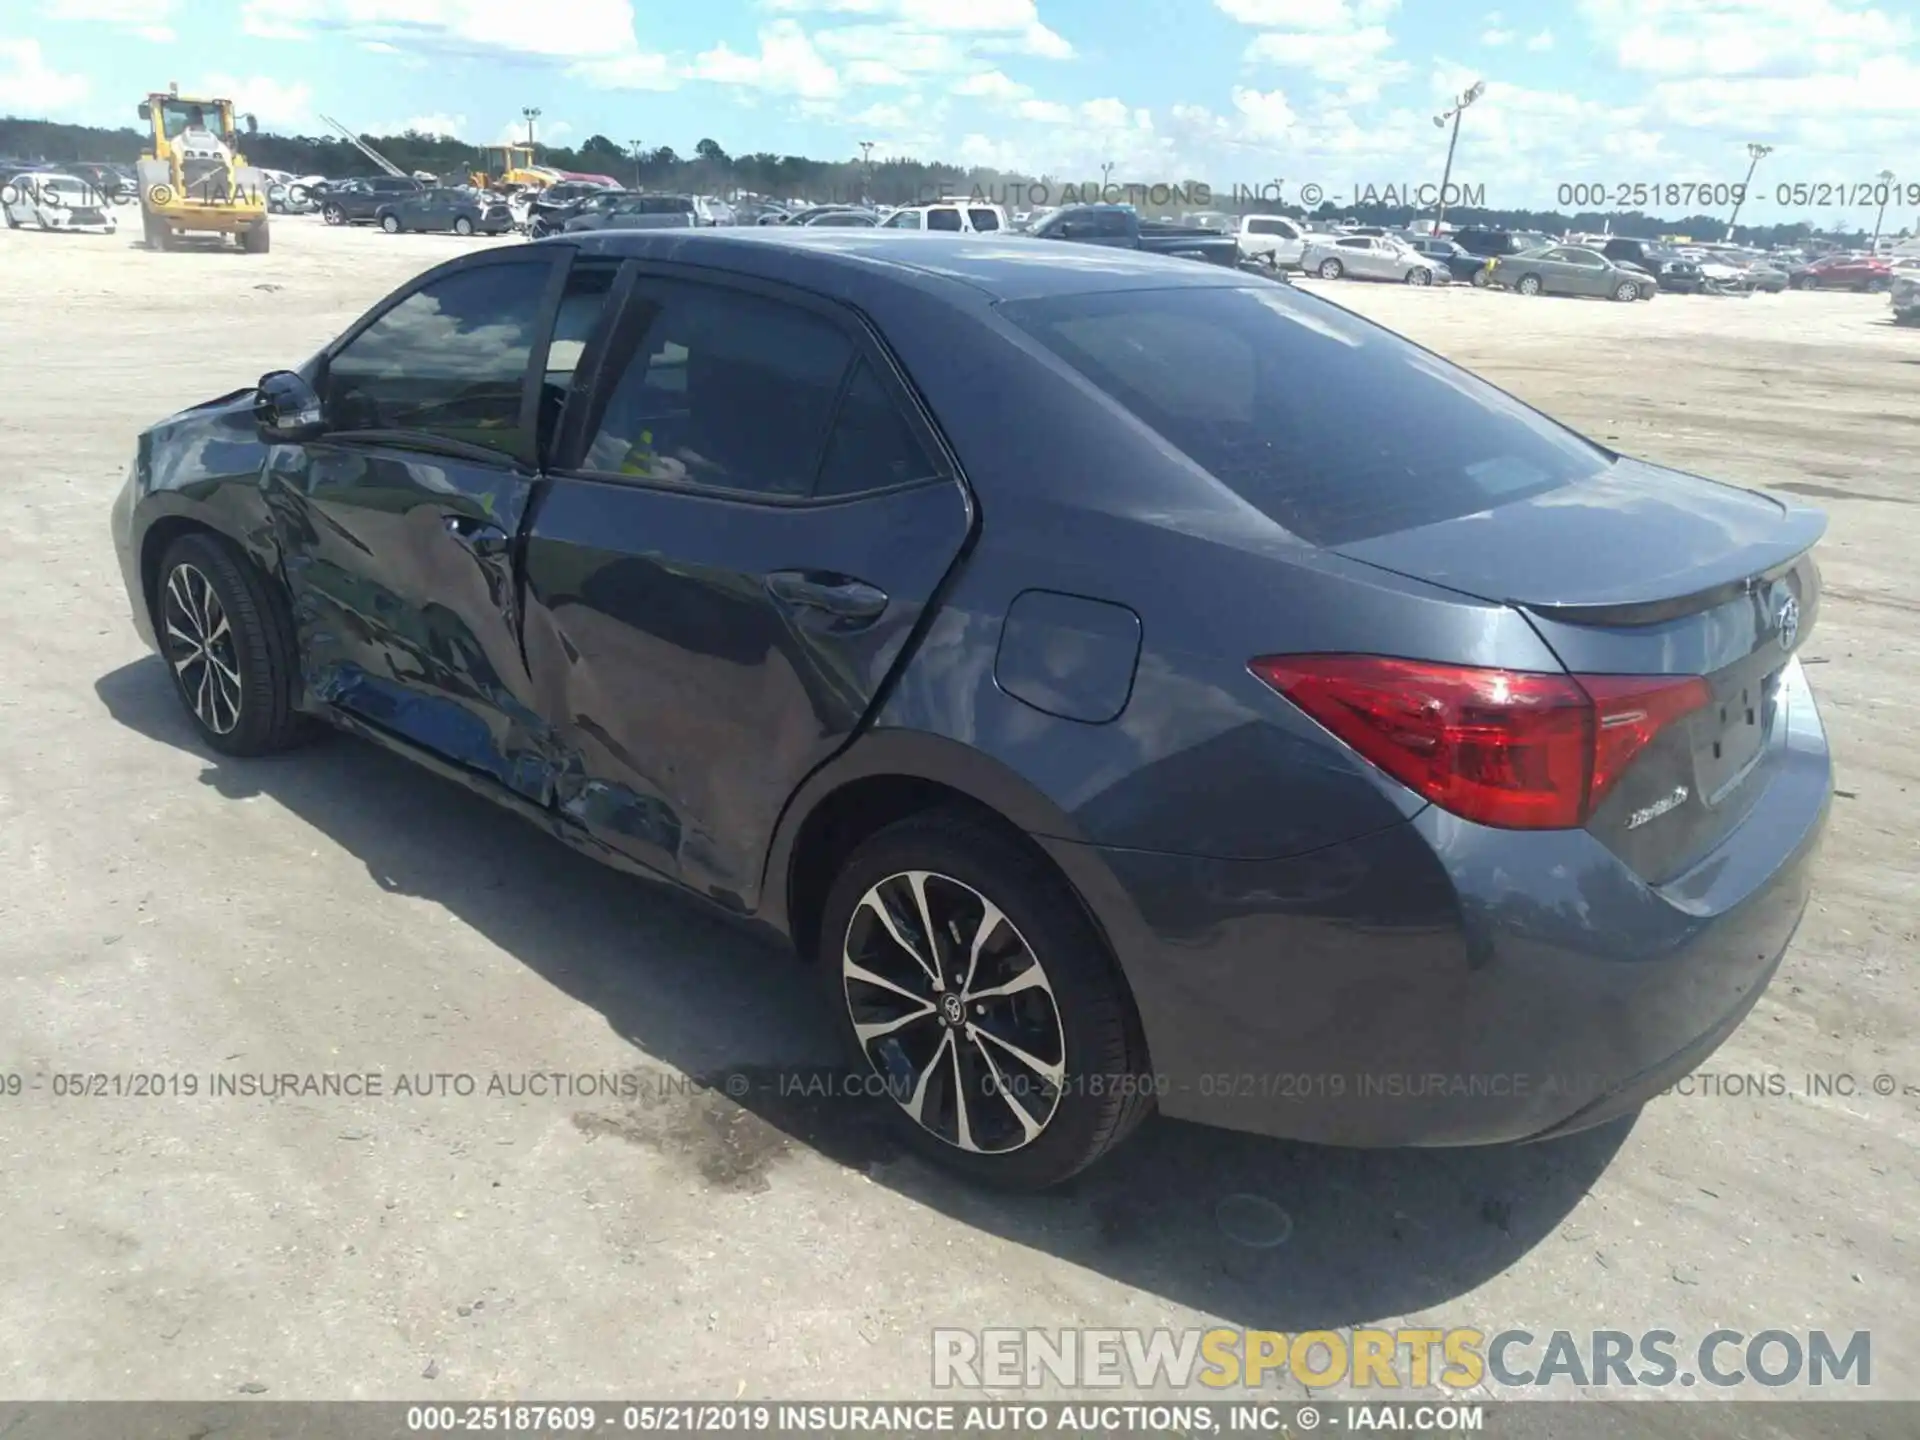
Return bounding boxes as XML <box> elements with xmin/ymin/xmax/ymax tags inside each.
<box><xmin>1431</xmin><ymin>79</ymin><xmax>1484</xmax><ymax>235</ymax></box>
<box><xmin>860</xmin><ymin>140</ymin><xmax>874</xmax><ymax>204</ymax></box>
<box><xmin>1725</xmin><ymin>142</ymin><xmax>1771</xmax><ymax>240</ymax></box>
<box><xmin>629</xmin><ymin>139</ymin><xmax>644</xmax><ymax>190</ymax></box>
<box><xmin>1100</xmin><ymin>159</ymin><xmax>1115</xmax><ymax>200</ymax></box>
<box><xmin>1871</xmin><ymin>168</ymin><xmax>1896</xmax><ymax>252</ymax></box>
<box><xmin>522</xmin><ymin>107</ymin><xmax>541</xmax><ymax>149</ymax></box>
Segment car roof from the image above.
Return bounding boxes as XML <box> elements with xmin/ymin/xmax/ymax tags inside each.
<box><xmin>545</xmin><ymin>228</ymin><xmax>1258</xmax><ymax>302</ymax></box>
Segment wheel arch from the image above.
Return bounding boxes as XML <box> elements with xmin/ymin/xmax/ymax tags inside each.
<box><xmin>135</xmin><ymin>497</ymin><xmax>286</xmax><ymax>644</ymax></box>
<box><xmin>763</xmin><ymin>729</ymin><xmax>1099</xmax><ymax>964</ymax></box>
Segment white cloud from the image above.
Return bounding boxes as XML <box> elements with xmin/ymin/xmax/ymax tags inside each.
<box><xmin>1216</xmin><ymin>0</ymin><xmax>1398</xmax><ymax>25</ymax></box>
<box><xmin>1245</xmin><ymin>25</ymin><xmax>1409</xmax><ymax>90</ymax></box>
<box><xmin>846</xmin><ymin>59</ymin><xmax>915</xmax><ymax>84</ymax></box>
<box><xmin>690</xmin><ymin>21</ymin><xmax>843</xmax><ymax>98</ymax></box>
<box><xmin>570</xmin><ymin>50</ymin><xmax>678</xmax><ymax>89</ymax></box>
<box><xmin>1480</xmin><ymin>27</ymin><xmax>1514</xmax><ymax>46</ymax></box>
<box><xmin>815</xmin><ymin>24</ymin><xmax>968</xmax><ymax>71</ymax></box>
<box><xmin>952</xmin><ymin>69</ymin><xmax>1031</xmax><ymax>99</ymax></box>
<box><xmin>197</xmin><ymin>73</ymin><xmax>315</xmax><ymax>126</ymax></box>
<box><xmin>495</xmin><ymin>117</ymin><xmax>573</xmax><ymax>144</ymax></box>
<box><xmin>237</xmin><ymin>0</ymin><xmax>643</xmax><ymax>60</ymax></box>
<box><xmin>385</xmin><ymin>112</ymin><xmax>469</xmax><ymax>136</ymax></box>
<box><xmin>1581</xmin><ymin>0</ymin><xmax>1909</xmax><ymax>79</ymax></box>
<box><xmin>0</xmin><ymin>37</ymin><xmax>88</xmax><ymax>114</ymax></box>
<box><xmin>1524</xmin><ymin>29</ymin><xmax>1553</xmax><ymax>49</ymax></box>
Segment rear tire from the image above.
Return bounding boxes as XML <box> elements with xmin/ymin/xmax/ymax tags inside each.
<box><xmin>142</xmin><ymin>212</ymin><xmax>171</xmax><ymax>250</ymax></box>
<box><xmin>154</xmin><ymin>532</ymin><xmax>316</xmax><ymax>757</ymax></box>
<box><xmin>242</xmin><ymin>223</ymin><xmax>269</xmax><ymax>254</ymax></box>
<box><xmin>1406</xmin><ymin>267</ymin><xmax>1432</xmax><ymax>286</ymax></box>
<box><xmin>381</xmin><ymin>214</ymin><xmax>401</xmax><ymax>234</ymax></box>
<box><xmin>819</xmin><ymin>809</ymin><xmax>1154</xmax><ymax>1191</ymax></box>
<box><xmin>1516</xmin><ymin>274</ymin><xmax>1543</xmax><ymax>296</ymax></box>
<box><xmin>322</xmin><ymin>203</ymin><xmax>344</xmax><ymax>226</ymax></box>
<box><xmin>1470</xmin><ymin>267</ymin><xmax>1490</xmax><ymax>287</ymax></box>
<box><xmin>453</xmin><ymin>215</ymin><xmax>474</xmax><ymax>236</ymax></box>
<box><xmin>1317</xmin><ymin>258</ymin><xmax>1343</xmax><ymax>279</ymax></box>
<box><xmin>1612</xmin><ymin>279</ymin><xmax>1639</xmax><ymax>302</ymax></box>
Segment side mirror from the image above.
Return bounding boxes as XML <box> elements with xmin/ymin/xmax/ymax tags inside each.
<box><xmin>137</xmin><ymin>102</ymin><xmax>151</xmax><ymax>121</ymax></box>
<box><xmin>1052</xmin><ymin>223</ymin><xmax>1077</xmax><ymax>239</ymax></box>
<box><xmin>254</xmin><ymin>370</ymin><xmax>325</xmax><ymax>442</ymax></box>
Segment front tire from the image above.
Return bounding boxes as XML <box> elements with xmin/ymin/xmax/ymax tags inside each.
<box><xmin>381</xmin><ymin>214</ymin><xmax>401</xmax><ymax>234</ymax></box>
<box><xmin>322</xmin><ymin>203</ymin><xmax>344</xmax><ymax>226</ymax></box>
<box><xmin>1516</xmin><ymin>274</ymin><xmax>1543</xmax><ymax>296</ymax></box>
<box><xmin>453</xmin><ymin>215</ymin><xmax>474</xmax><ymax>236</ymax></box>
<box><xmin>1612</xmin><ymin>279</ymin><xmax>1639</xmax><ymax>302</ymax></box>
<box><xmin>242</xmin><ymin>222</ymin><xmax>269</xmax><ymax>254</ymax></box>
<box><xmin>1317</xmin><ymin>258</ymin><xmax>1344</xmax><ymax>279</ymax></box>
<box><xmin>155</xmin><ymin>533</ymin><xmax>314</xmax><ymax>757</ymax></box>
<box><xmin>820</xmin><ymin>810</ymin><xmax>1153</xmax><ymax>1190</ymax></box>
<box><xmin>1406</xmin><ymin>267</ymin><xmax>1432</xmax><ymax>286</ymax></box>
<box><xmin>1470</xmin><ymin>267</ymin><xmax>1490</xmax><ymax>287</ymax></box>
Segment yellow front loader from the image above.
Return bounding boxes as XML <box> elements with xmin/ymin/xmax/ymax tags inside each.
<box><xmin>135</xmin><ymin>84</ymin><xmax>271</xmax><ymax>252</ymax></box>
<box><xmin>469</xmin><ymin>144</ymin><xmax>563</xmax><ymax>193</ymax></box>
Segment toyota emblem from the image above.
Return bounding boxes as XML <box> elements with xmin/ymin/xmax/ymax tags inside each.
<box><xmin>1776</xmin><ymin>593</ymin><xmax>1800</xmax><ymax>653</ymax></box>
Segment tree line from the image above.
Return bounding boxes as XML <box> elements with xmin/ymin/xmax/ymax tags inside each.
<box><xmin>0</xmin><ymin>114</ymin><xmax>1888</xmax><ymax>247</ymax></box>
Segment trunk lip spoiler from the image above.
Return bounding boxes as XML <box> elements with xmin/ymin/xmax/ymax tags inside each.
<box><xmin>1521</xmin><ymin>545</ymin><xmax>1815</xmax><ymax>628</ymax></box>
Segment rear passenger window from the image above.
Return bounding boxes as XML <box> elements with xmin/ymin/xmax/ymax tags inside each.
<box><xmin>583</xmin><ymin>279</ymin><xmax>852</xmax><ymax>497</ymax></box>
<box><xmin>968</xmin><ymin>208</ymin><xmax>1001</xmax><ymax>232</ymax></box>
<box><xmin>814</xmin><ymin>361</ymin><xmax>939</xmax><ymax>498</ymax></box>
<box><xmin>927</xmin><ymin>208</ymin><xmax>963</xmax><ymax>232</ymax></box>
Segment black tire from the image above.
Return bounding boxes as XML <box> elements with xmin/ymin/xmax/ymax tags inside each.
<box><xmin>3</xmin><ymin>207</ymin><xmax>17</xmax><ymax>230</ymax></box>
<box><xmin>1516</xmin><ymin>274</ymin><xmax>1543</xmax><ymax>296</ymax></box>
<box><xmin>381</xmin><ymin>213</ymin><xmax>401</xmax><ymax>233</ymax></box>
<box><xmin>1470</xmin><ymin>267</ymin><xmax>1490</xmax><ymax>287</ymax></box>
<box><xmin>1317</xmin><ymin>258</ymin><xmax>1343</xmax><ymax>279</ymax></box>
<box><xmin>242</xmin><ymin>222</ymin><xmax>269</xmax><ymax>254</ymax></box>
<box><xmin>819</xmin><ymin>809</ymin><xmax>1153</xmax><ymax>1190</ymax></box>
<box><xmin>1406</xmin><ymin>267</ymin><xmax>1432</xmax><ymax>286</ymax></box>
<box><xmin>154</xmin><ymin>532</ymin><xmax>315</xmax><ymax>757</ymax></box>
<box><xmin>1612</xmin><ymin>279</ymin><xmax>1639</xmax><ymax>302</ymax></box>
<box><xmin>322</xmin><ymin>203</ymin><xmax>344</xmax><ymax>226</ymax></box>
<box><xmin>453</xmin><ymin>215</ymin><xmax>474</xmax><ymax>236</ymax></box>
<box><xmin>142</xmin><ymin>211</ymin><xmax>171</xmax><ymax>250</ymax></box>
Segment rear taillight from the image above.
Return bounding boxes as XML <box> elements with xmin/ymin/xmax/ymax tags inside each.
<box><xmin>1249</xmin><ymin>655</ymin><xmax>1709</xmax><ymax>830</ymax></box>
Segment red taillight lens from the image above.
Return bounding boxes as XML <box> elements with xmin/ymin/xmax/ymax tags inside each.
<box><xmin>1249</xmin><ymin>655</ymin><xmax>1709</xmax><ymax>831</ymax></box>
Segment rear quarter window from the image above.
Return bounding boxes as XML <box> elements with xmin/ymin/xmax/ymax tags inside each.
<box><xmin>999</xmin><ymin>285</ymin><xmax>1610</xmax><ymax>547</ymax></box>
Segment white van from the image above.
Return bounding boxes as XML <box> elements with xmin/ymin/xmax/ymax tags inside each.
<box><xmin>881</xmin><ymin>201</ymin><xmax>1009</xmax><ymax>234</ymax></box>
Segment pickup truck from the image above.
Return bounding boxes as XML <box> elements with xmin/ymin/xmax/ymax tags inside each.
<box><xmin>1235</xmin><ymin>213</ymin><xmax>1307</xmax><ymax>269</ymax></box>
<box><xmin>1026</xmin><ymin>203</ymin><xmax>1242</xmax><ymax>266</ymax></box>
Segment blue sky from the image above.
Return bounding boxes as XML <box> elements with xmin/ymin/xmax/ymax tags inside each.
<box><xmin>6</xmin><ymin>0</ymin><xmax>1919</xmax><ymax>222</ymax></box>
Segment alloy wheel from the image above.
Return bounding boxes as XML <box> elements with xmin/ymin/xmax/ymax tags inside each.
<box><xmin>161</xmin><ymin>562</ymin><xmax>243</xmax><ymax>735</ymax></box>
<box><xmin>1318</xmin><ymin>259</ymin><xmax>1342</xmax><ymax>279</ymax></box>
<box><xmin>842</xmin><ymin>870</ymin><xmax>1066</xmax><ymax>1154</ymax></box>
<box><xmin>1408</xmin><ymin>268</ymin><xmax>1432</xmax><ymax>286</ymax></box>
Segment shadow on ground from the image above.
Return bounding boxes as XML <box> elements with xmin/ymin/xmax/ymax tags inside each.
<box><xmin>99</xmin><ymin>656</ymin><xmax>1630</xmax><ymax>1329</ymax></box>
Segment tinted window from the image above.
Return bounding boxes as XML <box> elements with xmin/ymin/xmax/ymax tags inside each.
<box><xmin>815</xmin><ymin>361</ymin><xmax>939</xmax><ymax>498</ymax></box>
<box><xmin>968</xmin><ymin>207</ymin><xmax>1001</xmax><ymax>231</ymax></box>
<box><xmin>324</xmin><ymin>259</ymin><xmax>548</xmax><ymax>459</ymax></box>
<box><xmin>927</xmin><ymin>208</ymin><xmax>963</xmax><ymax>232</ymax></box>
<box><xmin>584</xmin><ymin>279</ymin><xmax>852</xmax><ymax>496</ymax></box>
<box><xmin>1248</xmin><ymin>219</ymin><xmax>1279</xmax><ymax>236</ymax></box>
<box><xmin>1000</xmin><ymin>285</ymin><xmax>1609</xmax><ymax>547</ymax></box>
<box><xmin>884</xmin><ymin>210</ymin><xmax>922</xmax><ymax>228</ymax></box>
<box><xmin>1090</xmin><ymin>210</ymin><xmax>1132</xmax><ymax>237</ymax></box>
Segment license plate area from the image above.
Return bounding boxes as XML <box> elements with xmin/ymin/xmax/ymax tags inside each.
<box><xmin>1694</xmin><ymin>667</ymin><xmax>1781</xmax><ymax>806</ymax></box>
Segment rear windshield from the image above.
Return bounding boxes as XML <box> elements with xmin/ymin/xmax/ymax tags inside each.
<box><xmin>998</xmin><ymin>285</ymin><xmax>1609</xmax><ymax>546</ymax></box>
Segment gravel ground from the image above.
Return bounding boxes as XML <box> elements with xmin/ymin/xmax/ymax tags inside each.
<box><xmin>0</xmin><ymin>216</ymin><xmax>1914</xmax><ymax>1406</ymax></box>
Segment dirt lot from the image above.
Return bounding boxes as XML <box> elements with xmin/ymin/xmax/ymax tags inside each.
<box><xmin>0</xmin><ymin>217</ymin><xmax>1915</xmax><ymax>1405</ymax></box>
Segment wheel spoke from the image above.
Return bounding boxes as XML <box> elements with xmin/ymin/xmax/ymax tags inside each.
<box><xmin>858</xmin><ymin>885</ymin><xmax>940</xmax><ymax>990</ymax></box>
<box><xmin>164</xmin><ymin>619</ymin><xmax>198</xmax><ymax>652</ymax></box>
<box><xmin>957</xmin><ymin>898</ymin><xmax>1005</xmax><ymax>999</ymax></box>
<box><xmin>903</xmin><ymin>1029</ymin><xmax>953</xmax><ymax>1127</ymax></box>
<box><xmin>906</xmin><ymin>871</ymin><xmax>945</xmax><ymax>985</ymax></box>
<box><xmin>971</xmin><ymin>1022</ymin><xmax>1064</xmax><ymax>1087</ymax></box>
<box><xmin>193</xmin><ymin>659</ymin><xmax>216</xmax><ymax>728</ymax></box>
<box><xmin>204</xmin><ymin>610</ymin><xmax>230</xmax><ymax>646</ymax></box>
<box><xmin>844</xmin><ymin>956</ymin><xmax>931</xmax><ymax>1009</ymax></box>
<box><xmin>966</xmin><ymin>958</ymin><xmax>1052</xmax><ymax>1004</ymax></box>
<box><xmin>949</xmin><ymin>1037</ymin><xmax>979</xmax><ymax>1152</ymax></box>
<box><xmin>968</xmin><ymin>1032</ymin><xmax>1043</xmax><ymax>1144</ymax></box>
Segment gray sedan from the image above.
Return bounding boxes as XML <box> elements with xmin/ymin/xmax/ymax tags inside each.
<box><xmin>1487</xmin><ymin>245</ymin><xmax>1654</xmax><ymax>301</ymax></box>
<box><xmin>1301</xmin><ymin>234</ymin><xmax>1446</xmax><ymax>285</ymax></box>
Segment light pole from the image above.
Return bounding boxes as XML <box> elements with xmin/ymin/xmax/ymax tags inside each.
<box><xmin>629</xmin><ymin>139</ymin><xmax>644</xmax><ymax>190</ymax></box>
<box><xmin>1431</xmin><ymin>79</ymin><xmax>1484</xmax><ymax>234</ymax></box>
<box><xmin>1724</xmin><ymin>142</ymin><xmax>1771</xmax><ymax>240</ymax></box>
<box><xmin>1871</xmin><ymin>168</ymin><xmax>1896</xmax><ymax>252</ymax></box>
<box><xmin>859</xmin><ymin>140</ymin><xmax>874</xmax><ymax>203</ymax></box>
<box><xmin>522</xmin><ymin>107</ymin><xmax>541</xmax><ymax>148</ymax></box>
<box><xmin>1100</xmin><ymin>159</ymin><xmax>1115</xmax><ymax>199</ymax></box>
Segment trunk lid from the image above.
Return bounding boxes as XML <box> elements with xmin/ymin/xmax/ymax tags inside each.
<box><xmin>1335</xmin><ymin>459</ymin><xmax>1826</xmax><ymax>881</ymax></box>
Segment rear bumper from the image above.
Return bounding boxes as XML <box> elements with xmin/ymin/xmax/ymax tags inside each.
<box><xmin>1043</xmin><ymin>664</ymin><xmax>1830</xmax><ymax>1148</ymax></box>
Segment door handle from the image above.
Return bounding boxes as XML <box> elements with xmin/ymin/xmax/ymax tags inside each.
<box><xmin>444</xmin><ymin>514</ymin><xmax>510</xmax><ymax>557</ymax></box>
<box><xmin>764</xmin><ymin>570</ymin><xmax>889</xmax><ymax>621</ymax></box>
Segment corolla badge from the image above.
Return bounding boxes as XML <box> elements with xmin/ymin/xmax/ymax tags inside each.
<box><xmin>1776</xmin><ymin>593</ymin><xmax>1801</xmax><ymax>653</ymax></box>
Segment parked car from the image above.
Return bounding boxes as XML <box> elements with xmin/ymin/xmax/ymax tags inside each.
<box><xmin>1406</xmin><ymin>236</ymin><xmax>1491</xmax><ymax>284</ymax></box>
<box><xmin>798</xmin><ymin>209</ymin><xmax>881</xmax><ymax>227</ymax></box>
<box><xmin>565</xmin><ymin>203</ymin><xmax>700</xmax><ymax>233</ymax></box>
<box><xmin>1789</xmin><ymin>254</ymin><xmax>1894</xmax><ymax>292</ymax></box>
<box><xmin>1027</xmin><ymin>204</ymin><xmax>1241</xmax><ymax>266</ymax></box>
<box><xmin>1486</xmin><ymin>245</ymin><xmax>1655</xmax><ymax>301</ymax></box>
<box><xmin>1893</xmin><ymin>271</ymin><xmax>1920</xmax><ymax>325</ymax></box>
<box><xmin>64</xmin><ymin>162</ymin><xmax>137</xmax><ymax>205</ymax></box>
<box><xmin>320</xmin><ymin>176</ymin><xmax>424</xmax><ymax>226</ymax></box>
<box><xmin>374</xmin><ymin>187</ymin><xmax>514</xmax><ymax>236</ymax></box>
<box><xmin>1235</xmin><ymin>214</ymin><xmax>1308</xmax><ymax>270</ymax></box>
<box><xmin>1597</xmin><ymin>237</ymin><xmax>1706</xmax><ymax>293</ymax></box>
<box><xmin>112</xmin><ymin>229</ymin><xmax>1830</xmax><ymax>1190</ymax></box>
<box><xmin>1302</xmin><ymin>234</ymin><xmax>1446</xmax><ymax>285</ymax></box>
<box><xmin>525</xmin><ymin>181</ymin><xmax>625</xmax><ymax>238</ymax></box>
<box><xmin>0</xmin><ymin>171</ymin><xmax>118</xmax><ymax>233</ymax></box>
<box><xmin>1453</xmin><ymin>227</ymin><xmax>1553</xmax><ymax>260</ymax></box>
<box><xmin>880</xmin><ymin>202</ymin><xmax>1008</xmax><ymax>234</ymax></box>
<box><xmin>766</xmin><ymin>204</ymin><xmax>872</xmax><ymax>227</ymax></box>
<box><xmin>692</xmin><ymin>197</ymin><xmax>735</xmax><ymax>226</ymax></box>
